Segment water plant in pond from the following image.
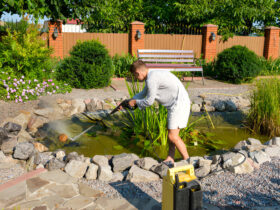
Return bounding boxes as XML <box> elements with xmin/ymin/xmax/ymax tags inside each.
<box><xmin>247</xmin><ymin>78</ymin><xmax>280</xmax><ymax>137</ymax></box>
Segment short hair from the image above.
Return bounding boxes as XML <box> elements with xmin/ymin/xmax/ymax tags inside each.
<box><xmin>130</xmin><ymin>60</ymin><xmax>147</xmax><ymax>73</ymax></box>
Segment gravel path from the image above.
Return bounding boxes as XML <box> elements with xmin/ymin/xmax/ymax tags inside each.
<box><xmin>0</xmin><ymin>163</ymin><xmax>25</xmax><ymax>185</ymax></box>
<box><xmin>80</xmin><ymin>157</ymin><xmax>280</xmax><ymax>208</ymax></box>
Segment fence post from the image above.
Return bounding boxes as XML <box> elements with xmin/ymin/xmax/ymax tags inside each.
<box><xmin>264</xmin><ymin>26</ymin><xmax>279</xmax><ymax>59</ymax></box>
<box><xmin>202</xmin><ymin>24</ymin><xmax>218</xmax><ymax>61</ymax></box>
<box><xmin>48</xmin><ymin>20</ymin><xmax>63</xmax><ymax>59</ymax></box>
<box><xmin>129</xmin><ymin>21</ymin><xmax>145</xmax><ymax>57</ymax></box>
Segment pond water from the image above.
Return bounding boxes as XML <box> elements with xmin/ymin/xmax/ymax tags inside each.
<box><xmin>39</xmin><ymin>111</ymin><xmax>268</xmax><ymax>160</ymax></box>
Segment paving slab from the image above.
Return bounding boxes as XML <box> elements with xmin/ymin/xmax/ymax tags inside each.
<box><xmin>0</xmin><ymin>180</ymin><xmax>26</xmax><ymax>208</ymax></box>
<box><xmin>33</xmin><ymin>206</ymin><xmax>48</xmax><ymax>210</ymax></box>
<box><xmin>9</xmin><ymin>199</ymin><xmax>41</xmax><ymax>209</ymax></box>
<box><xmin>38</xmin><ymin>169</ymin><xmax>78</xmax><ymax>185</ymax></box>
<box><xmin>40</xmin><ymin>195</ymin><xmax>65</xmax><ymax>209</ymax></box>
<box><xmin>62</xmin><ymin>195</ymin><xmax>94</xmax><ymax>209</ymax></box>
<box><xmin>27</xmin><ymin>176</ymin><xmax>50</xmax><ymax>193</ymax></box>
<box><xmin>78</xmin><ymin>182</ymin><xmax>105</xmax><ymax>198</ymax></box>
<box><xmin>45</xmin><ymin>183</ymin><xmax>78</xmax><ymax>199</ymax></box>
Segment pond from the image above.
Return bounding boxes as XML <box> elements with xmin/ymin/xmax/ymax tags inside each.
<box><xmin>38</xmin><ymin>111</ymin><xmax>268</xmax><ymax>160</ymax></box>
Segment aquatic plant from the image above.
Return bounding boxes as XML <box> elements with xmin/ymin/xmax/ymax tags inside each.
<box><xmin>247</xmin><ymin>78</ymin><xmax>280</xmax><ymax>137</ymax></box>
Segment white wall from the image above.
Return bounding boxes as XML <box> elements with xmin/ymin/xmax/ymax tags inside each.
<box><xmin>62</xmin><ymin>24</ymin><xmax>86</xmax><ymax>33</ymax></box>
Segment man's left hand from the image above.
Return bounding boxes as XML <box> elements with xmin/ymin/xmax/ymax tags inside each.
<box><xmin>128</xmin><ymin>99</ymin><xmax>137</xmax><ymax>107</ymax></box>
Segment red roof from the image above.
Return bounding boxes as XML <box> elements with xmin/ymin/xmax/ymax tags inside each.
<box><xmin>66</xmin><ymin>19</ymin><xmax>83</xmax><ymax>24</ymax></box>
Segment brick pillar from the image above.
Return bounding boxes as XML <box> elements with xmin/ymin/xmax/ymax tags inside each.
<box><xmin>129</xmin><ymin>21</ymin><xmax>145</xmax><ymax>57</ymax></box>
<box><xmin>264</xmin><ymin>26</ymin><xmax>279</xmax><ymax>59</ymax></box>
<box><xmin>202</xmin><ymin>24</ymin><xmax>218</xmax><ymax>61</ymax></box>
<box><xmin>48</xmin><ymin>20</ymin><xmax>63</xmax><ymax>59</ymax></box>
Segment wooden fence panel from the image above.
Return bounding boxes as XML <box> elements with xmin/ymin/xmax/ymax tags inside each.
<box><xmin>217</xmin><ymin>36</ymin><xmax>265</xmax><ymax>57</ymax></box>
<box><xmin>144</xmin><ymin>34</ymin><xmax>202</xmax><ymax>58</ymax></box>
<box><xmin>63</xmin><ymin>33</ymin><xmax>129</xmax><ymax>57</ymax></box>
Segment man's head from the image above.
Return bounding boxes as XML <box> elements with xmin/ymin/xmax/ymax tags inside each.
<box><xmin>130</xmin><ymin>60</ymin><xmax>148</xmax><ymax>81</ymax></box>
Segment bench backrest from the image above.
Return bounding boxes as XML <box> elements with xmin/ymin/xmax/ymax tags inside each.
<box><xmin>137</xmin><ymin>49</ymin><xmax>195</xmax><ymax>64</ymax></box>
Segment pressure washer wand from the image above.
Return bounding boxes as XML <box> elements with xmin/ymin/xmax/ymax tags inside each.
<box><xmin>110</xmin><ymin>99</ymin><xmax>137</xmax><ymax>115</ymax></box>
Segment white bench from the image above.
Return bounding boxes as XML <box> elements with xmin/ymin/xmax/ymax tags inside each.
<box><xmin>137</xmin><ymin>49</ymin><xmax>204</xmax><ymax>85</ymax></box>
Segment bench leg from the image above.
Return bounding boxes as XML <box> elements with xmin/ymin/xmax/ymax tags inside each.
<box><xmin>201</xmin><ymin>71</ymin><xmax>205</xmax><ymax>85</ymax></box>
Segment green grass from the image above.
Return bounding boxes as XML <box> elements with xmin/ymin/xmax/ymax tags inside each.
<box><xmin>247</xmin><ymin>78</ymin><xmax>280</xmax><ymax>137</ymax></box>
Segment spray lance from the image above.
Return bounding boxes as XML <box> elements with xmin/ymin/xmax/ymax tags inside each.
<box><xmin>61</xmin><ymin>99</ymin><xmax>138</xmax><ymax>141</ymax></box>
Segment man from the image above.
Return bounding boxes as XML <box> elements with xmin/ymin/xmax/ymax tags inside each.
<box><xmin>127</xmin><ymin>60</ymin><xmax>191</xmax><ymax>163</ymax></box>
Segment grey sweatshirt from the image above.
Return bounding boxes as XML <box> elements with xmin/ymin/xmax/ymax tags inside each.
<box><xmin>133</xmin><ymin>70</ymin><xmax>190</xmax><ymax>110</ymax></box>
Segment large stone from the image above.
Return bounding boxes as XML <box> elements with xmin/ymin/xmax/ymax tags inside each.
<box><xmin>246</xmin><ymin>138</ymin><xmax>262</xmax><ymax>145</ymax></box>
<box><xmin>204</xmin><ymin>105</ymin><xmax>215</xmax><ymax>112</ymax></box>
<box><xmin>150</xmin><ymin>162</ymin><xmax>169</xmax><ymax>178</ymax></box>
<box><xmin>92</xmin><ymin>155</ymin><xmax>109</xmax><ymax>167</ymax></box>
<box><xmin>245</xmin><ymin>144</ymin><xmax>267</xmax><ymax>152</ymax></box>
<box><xmin>65</xmin><ymin>151</ymin><xmax>79</xmax><ymax>162</ymax></box>
<box><xmin>112</xmin><ymin>153</ymin><xmax>137</xmax><ymax>172</ymax></box>
<box><xmin>195</xmin><ymin>158</ymin><xmax>212</xmax><ymax>178</ymax></box>
<box><xmin>264</xmin><ymin>137</ymin><xmax>280</xmax><ymax>146</ymax></box>
<box><xmin>111</xmin><ymin>172</ymin><xmax>125</xmax><ymax>182</ymax></box>
<box><xmin>191</xmin><ymin>104</ymin><xmax>201</xmax><ymax>112</ymax></box>
<box><xmin>13</xmin><ymin>142</ymin><xmax>35</xmax><ymax>160</ymax></box>
<box><xmin>102</xmin><ymin>102</ymin><xmax>112</xmax><ymax>110</ymax></box>
<box><xmin>225</xmin><ymin>100</ymin><xmax>237</xmax><ymax>112</ymax></box>
<box><xmin>65</xmin><ymin>159</ymin><xmax>88</xmax><ymax>178</ymax></box>
<box><xmin>195</xmin><ymin>165</ymin><xmax>210</xmax><ymax>178</ymax></box>
<box><xmin>69</xmin><ymin>98</ymin><xmax>86</xmax><ymax>115</ymax></box>
<box><xmin>233</xmin><ymin>140</ymin><xmax>248</xmax><ymax>150</ymax></box>
<box><xmin>1</xmin><ymin>112</ymin><xmax>32</xmax><ymax>130</ymax></box>
<box><xmin>174</xmin><ymin>156</ymin><xmax>204</xmax><ymax>168</ymax></box>
<box><xmin>3</xmin><ymin>122</ymin><xmax>22</xmax><ymax>135</ymax></box>
<box><xmin>136</xmin><ymin>157</ymin><xmax>158</xmax><ymax>170</ymax></box>
<box><xmin>1</xmin><ymin>136</ymin><xmax>17</xmax><ymax>154</ymax></box>
<box><xmin>27</xmin><ymin>116</ymin><xmax>49</xmax><ymax>135</ymax></box>
<box><xmin>45</xmin><ymin>158</ymin><xmax>66</xmax><ymax>171</ymax></box>
<box><xmin>211</xmin><ymin>155</ymin><xmax>221</xmax><ymax>164</ymax></box>
<box><xmin>54</xmin><ymin>150</ymin><xmax>66</xmax><ymax>161</ymax></box>
<box><xmin>98</xmin><ymin>166</ymin><xmax>113</xmax><ymax>181</ymax></box>
<box><xmin>34</xmin><ymin>152</ymin><xmax>53</xmax><ymax>165</ymax></box>
<box><xmin>262</xmin><ymin>146</ymin><xmax>280</xmax><ymax>157</ymax></box>
<box><xmin>17</xmin><ymin>130</ymin><xmax>33</xmax><ymax>143</ymax></box>
<box><xmin>126</xmin><ymin>165</ymin><xmax>160</xmax><ymax>182</ymax></box>
<box><xmin>86</xmin><ymin>98</ymin><xmax>103</xmax><ymax>112</ymax></box>
<box><xmin>0</xmin><ymin>127</ymin><xmax>8</xmax><ymax>142</ymax></box>
<box><xmin>229</xmin><ymin>158</ymin><xmax>254</xmax><ymax>174</ymax></box>
<box><xmin>26</xmin><ymin>155</ymin><xmax>35</xmax><ymax>171</ymax></box>
<box><xmin>0</xmin><ymin>151</ymin><xmax>6</xmax><ymax>162</ymax></box>
<box><xmin>213</xmin><ymin>101</ymin><xmax>226</xmax><ymax>112</ymax></box>
<box><xmin>85</xmin><ymin>163</ymin><xmax>99</xmax><ymax>180</ymax></box>
<box><xmin>249</xmin><ymin>150</ymin><xmax>271</xmax><ymax>164</ymax></box>
<box><xmin>222</xmin><ymin>152</ymin><xmax>245</xmax><ymax>169</ymax></box>
<box><xmin>33</xmin><ymin>142</ymin><xmax>48</xmax><ymax>152</ymax></box>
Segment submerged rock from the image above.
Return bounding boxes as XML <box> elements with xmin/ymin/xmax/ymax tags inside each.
<box><xmin>126</xmin><ymin>165</ymin><xmax>160</xmax><ymax>182</ymax></box>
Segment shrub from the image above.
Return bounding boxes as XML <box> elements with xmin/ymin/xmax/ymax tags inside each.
<box><xmin>0</xmin><ymin>23</ymin><xmax>53</xmax><ymax>80</ymax></box>
<box><xmin>247</xmin><ymin>78</ymin><xmax>280</xmax><ymax>137</ymax></box>
<box><xmin>56</xmin><ymin>40</ymin><xmax>113</xmax><ymax>89</ymax></box>
<box><xmin>214</xmin><ymin>45</ymin><xmax>262</xmax><ymax>83</ymax></box>
<box><xmin>112</xmin><ymin>54</ymin><xmax>137</xmax><ymax>77</ymax></box>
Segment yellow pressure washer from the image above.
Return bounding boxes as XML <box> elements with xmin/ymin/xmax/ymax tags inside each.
<box><xmin>162</xmin><ymin>165</ymin><xmax>203</xmax><ymax>210</ymax></box>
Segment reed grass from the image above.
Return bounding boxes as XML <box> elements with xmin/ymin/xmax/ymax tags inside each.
<box><xmin>247</xmin><ymin>78</ymin><xmax>280</xmax><ymax>137</ymax></box>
